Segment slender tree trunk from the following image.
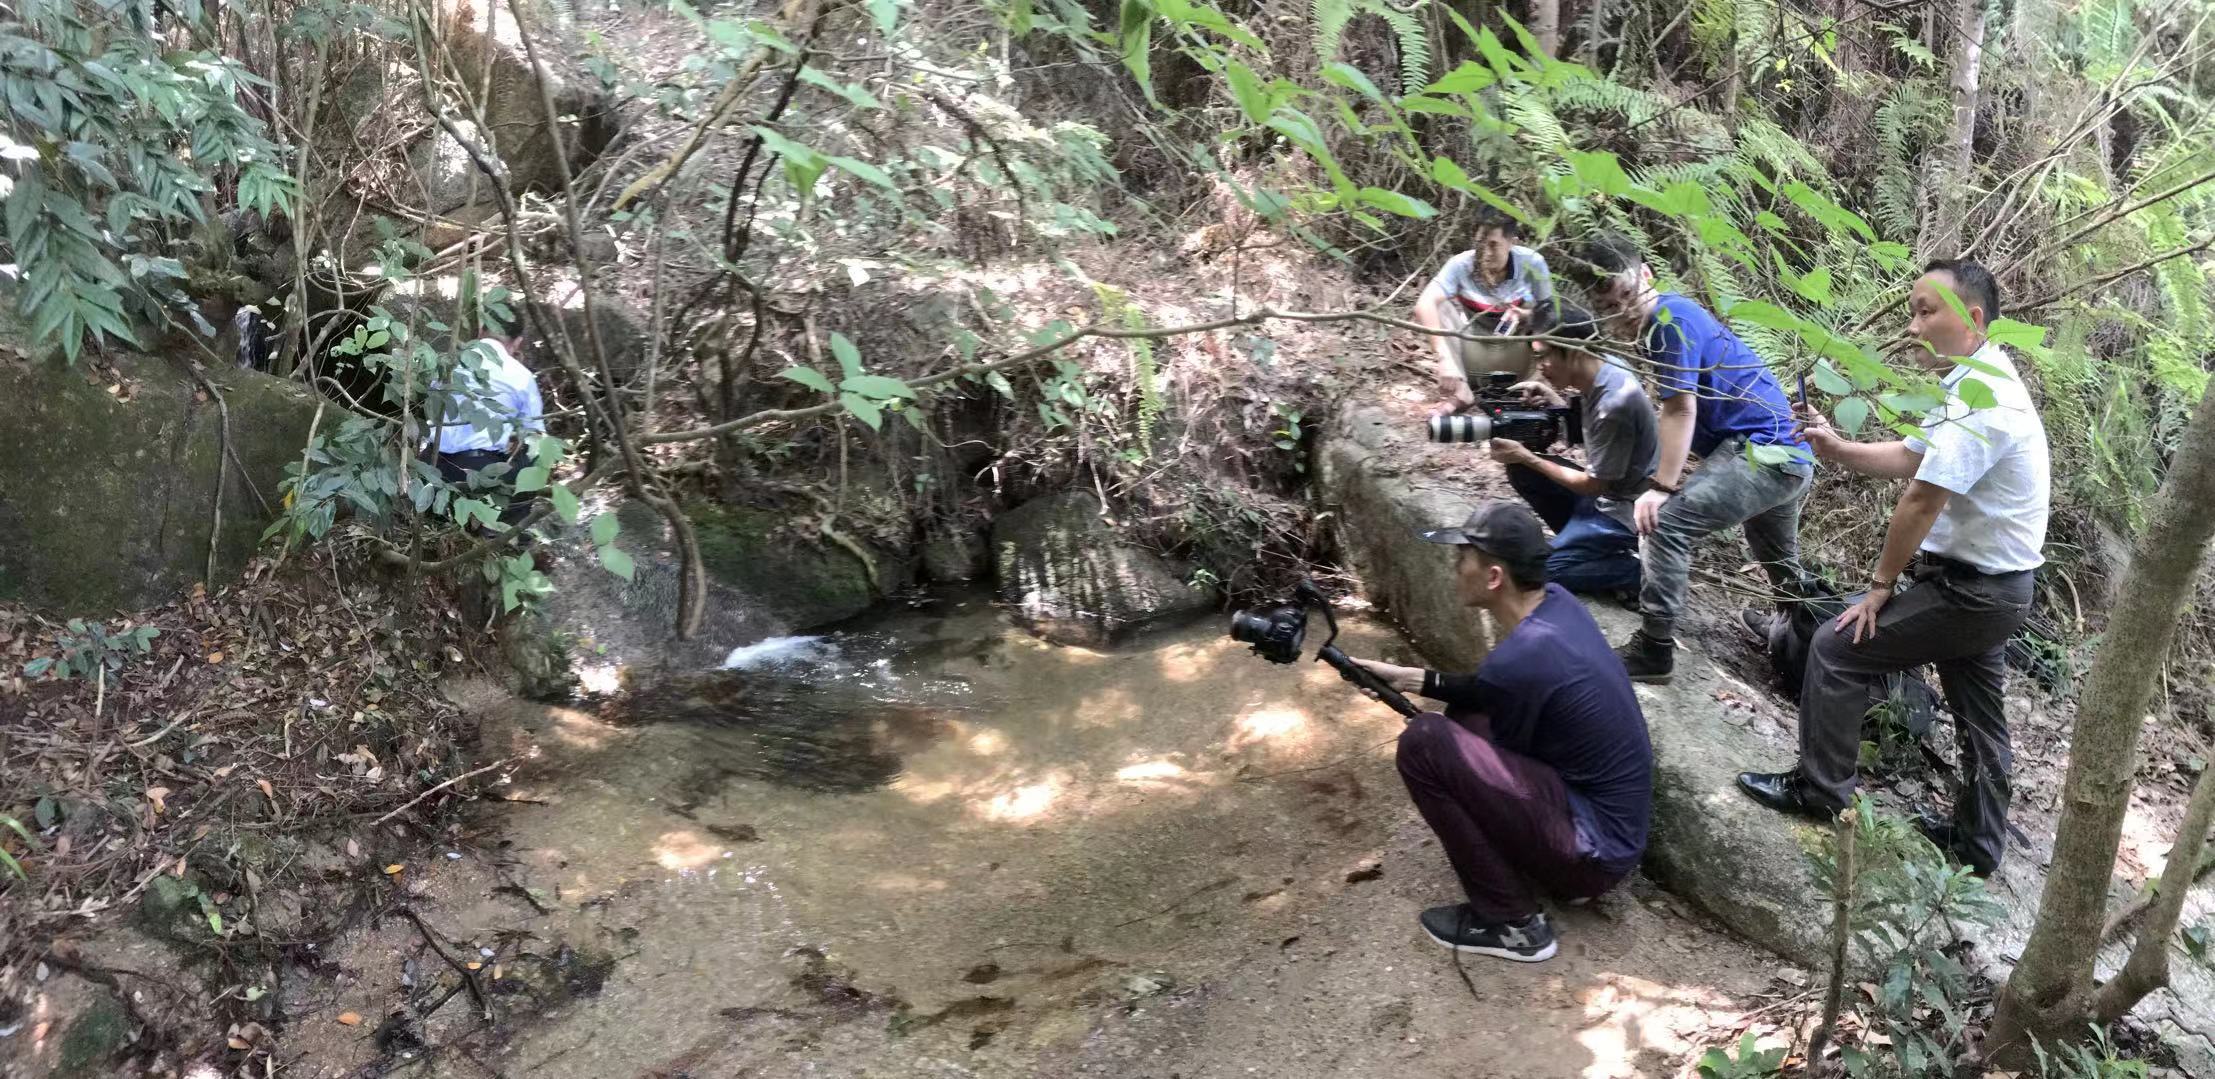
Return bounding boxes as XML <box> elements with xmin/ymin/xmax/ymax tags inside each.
<box><xmin>1991</xmin><ymin>388</ymin><xmax>2215</xmax><ymax>1063</ymax></box>
<box><xmin>1924</xmin><ymin>0</ymin><xmax>1988</xmax><ymax>258</ymax></box>
<box><xmin>2094</xmin><ymin>760</ymin><xmax>2215</xmax><ymax>1021</ymax></box>
<box><xmin>1531</xmin><ymin>0</ymin><xmax>1560</xmax><ymax>56</ymax></box>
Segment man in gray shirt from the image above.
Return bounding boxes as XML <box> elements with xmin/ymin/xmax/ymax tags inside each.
<box><xmin>1487</xmin><ymin>301</ymin><xmax>1658</xmax><ymax>596</ymax></box>
<box><xmin>1416</xmin><ymin>208</ymin><xmax>1555</xmax><ymax>414</ymax></box>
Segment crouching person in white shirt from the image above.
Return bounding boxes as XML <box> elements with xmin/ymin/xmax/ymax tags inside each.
<box><xmin>431</xmin><ymin>335</ymin><xmax>546</xmax><ymax>527</ymax></box>
<box><xmin>1735</xmin><ymin>259</ymin><xmax>2049</xmax><ymax>878</ymax></box>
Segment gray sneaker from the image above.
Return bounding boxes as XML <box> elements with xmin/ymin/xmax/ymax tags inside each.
<box><xmin>1418</xmin><ymin>904</ymin><xmax>1558</xmax><ymax>963</ymax></box>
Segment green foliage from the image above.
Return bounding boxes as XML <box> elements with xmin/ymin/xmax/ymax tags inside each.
<box><xmin>2031</xmin><ymin>1025</ymin><xmax>2151</xmax><ymax>1079</ymax></box>
<box><xmin>24</xmin><ymin>619</ymin><xmax>158</xmax><ymax>682</ymax></box>
<box><xmin>1696</xmin><ymin>1031</ymin><xmax>1786</xmax><ymax>1078</ymax></box>
<box><xmin>0</xmin><ymin>814</ymin><xmax>33</xmax><ymax>883</ymax></box>
<box><xmin>1310</xmin><ymin>0</ymin><xmax>1431</xmax><ymax>93</ymax></box>
<box><xmin>0</xmin><ymin>1</ymin><xmax>294</xmax><ymax>359</ymax></box>
<box><xmin>1807</xmin><ymin>801</ymin><xmax>2006</xmax><ymax>1077</ymax></box>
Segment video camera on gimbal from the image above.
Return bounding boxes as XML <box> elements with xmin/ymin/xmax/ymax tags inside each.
<box><xmin>1228</xmin><ymin>580</ymin><xmax>1419</xmax><ymax>719</ymax></box>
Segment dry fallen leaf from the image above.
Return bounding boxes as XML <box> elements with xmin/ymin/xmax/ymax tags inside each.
<box><xmin>207</xmin><ymin>651</ymin><xmax>224</xmax><ymax>664</ymax></box>
<box><xmin>345</xmin><ymin>838</ymin><xmax>361</xmax><ymax>859</ymax></box>
<box><xmin>383</xmin><ymin>864</ymin><xmax>404</xmax><ymax>876</ymax></box>
<box><xmin>465</xmin><ymin>961</ymin><xmax>482</xmax><ymax>971</ymax></box>
<box><xmin>256</xmin><ymin>777</ymin><xmax>277</xmax><ymax>810</ymax></box>
<box><xmin>336</xmin><ymin>1012</ymin><xmax>361</xmax><ymax>1026</ymax></box>
<box><xmin>228</xmin><ymin>1036</ymin><xmax>253</xmax><ymax>1051</ymax></box>
<box><xmin>145</xmin><ymin>786</ymin><xmax>170</xmax><ymax>815</ymax></box>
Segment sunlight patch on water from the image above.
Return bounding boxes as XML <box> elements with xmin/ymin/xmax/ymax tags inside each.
<box><xmin>974</xmin><ymin>775</ymin><xmax>1066</xmax><ymax>823</ymax></box>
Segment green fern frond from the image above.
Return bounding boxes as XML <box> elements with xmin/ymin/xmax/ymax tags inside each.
<box><xmin>1312</xmin><ymin>0</ymin><xmax>1356</xmax><ymax>67</ymax></box>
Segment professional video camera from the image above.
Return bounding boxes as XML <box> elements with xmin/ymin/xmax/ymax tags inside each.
<box><xmin>1229</xmin><ymin>580</ymin><xmax>1419</xmax><ymax>719</ymax></box>
<box><xmin>1426</xmin><ymin>371</ymin><xmax>1579</xmax><ymax>454</ymax></box>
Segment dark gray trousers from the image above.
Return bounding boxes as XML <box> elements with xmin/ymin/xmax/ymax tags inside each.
<box><xmin>1641</xmin><ymin>437</ymin><xmax>1813</xmax><ymax>640</ymax></box>
<box><xmin>1797</xmin><ymin>558</ymin><xmax>2032</xmax><ymax>870</ymax></box>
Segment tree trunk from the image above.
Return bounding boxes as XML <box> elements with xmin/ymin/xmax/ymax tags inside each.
<box><xmin>2094</xmin><ymin>758</ymin><xmax>2215</xmax><ymax>1021</ymax></box>
<box><xmin>1531</xmin><ymin>0</ymin><xmax>1560</xmax><ymax>57</ymax></box>
<box><xmin>1990</xmin><ymin>387</ymin><xmax>2215</xmax><ymax>1063</ymax></box>
<box><xmin>1923</xmin><ymin>0</ymin><xmax>1988</xmax><ymax>258</ymax></box>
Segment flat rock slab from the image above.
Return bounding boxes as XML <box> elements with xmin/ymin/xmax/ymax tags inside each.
<box><xmin>1318</xmin><ymin>400</ymin><xmax>2215</xmax><ymax>1064</ymax></box>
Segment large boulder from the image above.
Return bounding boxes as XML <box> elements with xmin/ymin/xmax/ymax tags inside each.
<box><xmin>991</xmin><ymin>492</ymin><xmax>1213</xmax><ymax>646</ymax></box>
<box><xmin>0</xmin><ymin>352</ymin><xmax>321</xmax><ymax>614</ymax></box>
<box><xmin>431</xmin><ymin>0</ymin><xmax>618</xmax><ymax>198</ymax></box>
<box><xmin>1316</xmin><ymin>403</ymin><xmax>1831</xmax><ymax>963</ymax></box>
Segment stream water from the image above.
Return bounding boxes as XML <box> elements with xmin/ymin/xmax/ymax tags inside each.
<box><xmin>302</xmin><ymin>588</ymin><xmax>1422</xmax><ymax>1076</ymax></box>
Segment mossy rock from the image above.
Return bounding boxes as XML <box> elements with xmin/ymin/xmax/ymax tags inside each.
<box><xmin>56</xmin><ymin>993</ymin><xmax>132</xmax><ymax>1075</ymax></box>
<box><xmin>0</xmin><ymin>352</ymin><xmax>320</xmax><ymax>614</ymax></box>
<box><xmin>689</xmin><ymin>504</ymin><xmax>888</xmax><ymax>630</ymax></box>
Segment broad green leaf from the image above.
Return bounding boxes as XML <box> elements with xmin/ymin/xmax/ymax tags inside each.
<box><xmin>841</xmin><ymin>374</ymin><xmax>917</xmax><ymax>399</ymax></box>
<box><xmin>1422</xmin><ymin>61</ymin><xmax>1496</xmax><ymax>95</ymax></box>
<box><xmin>984</xmin><ymin>371</ymin><xmax>1015</xmax><ymax>398</ymax></box>
<box><xmin>1398</xmin><ymin>95</ymin><xmax>1469</xmax><ymax>117</ymax></box>
<box><xmin>798</xmin><ymin>66</ymin><xmax>881</xmax><ymax>110</ymax></box>
<box><xmin>1813</xmin><ymin>363</ymin><xmax>1853</xmax><ymax>396</ymax></box>
<box><xmin>1565</xmin><ymin>150</ymin><xmax>1631</xmax><ymax>196</ymax></box>
<box><xmin>514</xmin><ymin>465</ymin><xmax>550</xmax><ymax>493</ymax></box>
<box><xmin>591</xmin><ymin>513</ymin><xmax>621</xmax><ymax>546</ymax></box>
<box><xmin>865</xmin><ymin>0</ymin><xmax>899</xmax><ymax>35</ymax></box>
<box><xmin>1321</xmin><ymin>62</ymin><xmax>1387</xmax><ymax>104</ymax></box>
<box><xmin>1357</xmin><ymin>187</ymin><xmax>1437</xmax><ymax>219</ymax></box>
<box><xmin>750</xmin><ymin>126</ymin><xmax>825</xmax><ymax>169</ymax></box>
<box><xmin>830</xmin><ymin>332</ymin><xmax>864</xmax><ymax>376</ymax></box>
<box><xmin>1783</xmin><ymin>180</ymin><xmax>1876</xmax><ymax>242</ymax></box>
<box><xmin>600</xmin><ymin>546</ymin><xmax>636</xmax><ymax>581</ymax></box>
<box><xmin>1725</xmin><ymin>300</ymin><xmax>1805</xmax><ymax>334</ymax></box>
<box><xmin>1985</xmin><ymin>318</ymin><xmax>2048</xmax><ymax>351</ymax></box>
<box><xmin>1117</xmin><ymin>0</ymin><xmax>1154</xmax><ymax>100</ymax></box>
<box><xmin>1835</xmin><ymin>396</ymin><xmax>1870</xmax><ymax>433</ymax></box>
<box><xmin>828</xmin><ymin>155</ymin><xmax>899</xmax><ymax>192</ymax></box>
<box><xmin>841</xmin><ymin>392</ymin><xmax>884</xmax><ymax>429</ymax></box>
<box><xmin>1788</xmin><ymin>266</ymin><xmax>1834</xmax><ymax>305</ymax></box>
<box><xmin>550</xmin><ymin>484</ymin><xmax>581</xmax><ymax>524</ymax></box>
<box><xmin>1957</xmin><ymin>377</ymin><xmax>1997</xmax><ymax>409</ymax></box>
<box><xmin>1224</xmin><ymin>61</ymin><xmax>1268</xmax><ymax>123</ymax></box>
<box><xmin>1264</xmin><ymin>108</ymin><xmax>1326</xmax><ymax>153</ymax></box>
<box><xmin>781</xmin><ymin>366</ymin><xmax>835</xmax><ymax>394</ymax></box>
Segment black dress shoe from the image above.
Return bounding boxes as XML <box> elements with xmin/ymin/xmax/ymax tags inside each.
<box><xmin>1736</xmin><ymin>770</ymin><xmax>1835</xmax><ymax>820</ymax></box>
<box><xmin>1915</xmin><ymin>812</ymin><xmax>1998</xmax><ymax>878</ymax></box>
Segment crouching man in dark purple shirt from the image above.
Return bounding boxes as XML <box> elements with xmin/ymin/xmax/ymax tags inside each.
<box><xmin>1348</xmin><ymin>501</ymin><xmax>1655</xmax><ymax>962</ymax></box>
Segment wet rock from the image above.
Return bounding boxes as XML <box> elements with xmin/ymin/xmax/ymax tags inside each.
<box><xmin>990</xmin><ymin>492</ymin><xmax>1213</xmax><ymax>646</ymax></box>
<box><xmin>923</xmin><ymin>523</ymin><xmax>989</xmax><ymax>584</ymax></box>
<box><xmin>0</xmin><ymin>348</ymin><xmax>321</xmax><ymax>614</ymax></box>
<box><xmin>691</xmin><ymin>503</ymin><xmax>896</xmax><ymax>630</ymax></box>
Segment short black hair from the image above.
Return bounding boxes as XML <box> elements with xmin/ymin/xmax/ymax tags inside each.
<box><xmin>1568</xmin><ymin>232</ymin><xmax>1646</xmax><ymax>286</ymax></box>
<box><xmin>1472</xmin><ymin>207</ymin><xmax>1522</xmax><ymax>240</ymax></box>
<box><xmin>1922</xmin><ymin>258</ymin><xmax>2001</xmax><ymax>323</ymax></box>
<box><xmin>1463</xmin><ymin>544</ymin><xmax>1547</xmax><ymax>591</ymax></box>
<box><xmin>1527</xmin><ymin>299</ymin><xmax>1602</xmax><ymax>348</ymax></box>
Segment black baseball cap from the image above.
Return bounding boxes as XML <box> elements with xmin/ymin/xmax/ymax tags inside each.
<box><xmin>1420</xmin><ymin>501</ymin><xmax>1550</xmax><ymax>584</ymax></box>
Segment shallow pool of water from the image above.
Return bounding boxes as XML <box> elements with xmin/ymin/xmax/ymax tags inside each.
<box><xmin>390</xmin><ymin>590</ymin><xmax>1420</xmax><ymax>1075</ymax></box>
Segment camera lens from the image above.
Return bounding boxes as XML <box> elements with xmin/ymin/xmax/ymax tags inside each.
<box><xmin>1426</xmin><ymin>413</ymin><xmax>1491</xmax><ymax>444</ymax></box>
<box><xmin>1227</xmin><ymin>610</ymin><xmax>1272</xmax><ymax>645</ymax></box>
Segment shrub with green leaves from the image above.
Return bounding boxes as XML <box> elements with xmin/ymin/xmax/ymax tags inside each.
<box><xmin>23</xmin><ymin>619</ymin><xmax>158</xmax><ymax>682</ymax></box>
<box><xmin>0</xmin><ymin>0</ymin><xmax>295</xmax><ymax>359</ymax></box>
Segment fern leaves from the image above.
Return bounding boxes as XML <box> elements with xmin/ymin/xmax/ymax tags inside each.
<box><xmin>1310</xmin><ymin>0</ymin><xmax>1430</xmax><ymax>93</ymax></box>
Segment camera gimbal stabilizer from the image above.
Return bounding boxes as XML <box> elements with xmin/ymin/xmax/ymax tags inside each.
<box><xmin>1228</xmin><ymin>579</ymin><xmax>1420</xmax><ymax>719</ymax></box>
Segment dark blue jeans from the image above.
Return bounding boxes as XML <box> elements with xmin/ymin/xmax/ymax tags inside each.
<box><xmin>1506</xmin><ymin>459</ymin><xmax>1641</xmax><ymax>594</ymax></box>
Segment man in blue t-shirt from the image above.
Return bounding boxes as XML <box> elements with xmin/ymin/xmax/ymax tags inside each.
<box><xmin>1349</xmin><ymin>502</ymin><xmax>1654</xmax><ymax>963</ymax></box>
<box><xmin>1570</xmin><ymin>233</ymin><xmax>1814</xmax><ymax>684</ymax></box>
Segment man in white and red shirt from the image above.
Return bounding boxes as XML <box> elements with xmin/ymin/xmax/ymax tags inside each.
<box><xmin>1415</xmin><ymin>208</ymin><xmax>1554</xmax><ymax>414</ymax></box>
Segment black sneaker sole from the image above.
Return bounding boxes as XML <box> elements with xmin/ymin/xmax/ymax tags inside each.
<box><xmin>1627</xmin><ymin>671</ymin><xmax>1673</xmax><ymax>685</ymax></box>
<box><xmin>1421</xmin><ymin>924</ymin><xmax>1558</xmax><ymax>962</ymax></box>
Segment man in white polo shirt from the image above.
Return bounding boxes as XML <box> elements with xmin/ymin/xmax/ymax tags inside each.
<box><xmin>1736</xmin><ymin>259</ymin><xmax>2049</xmax><ymax>877</ymax></box>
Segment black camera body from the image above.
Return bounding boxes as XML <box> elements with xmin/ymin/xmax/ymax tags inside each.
<box><xmin>1229</xmin><ymin>580</ymin><xmax>1419</xmax><ymax>719</ymax></box>
<box><xmin>1426</xmin><ymin>372</ymin><xmax>1580</xmax><ymax>454</ymax></box>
